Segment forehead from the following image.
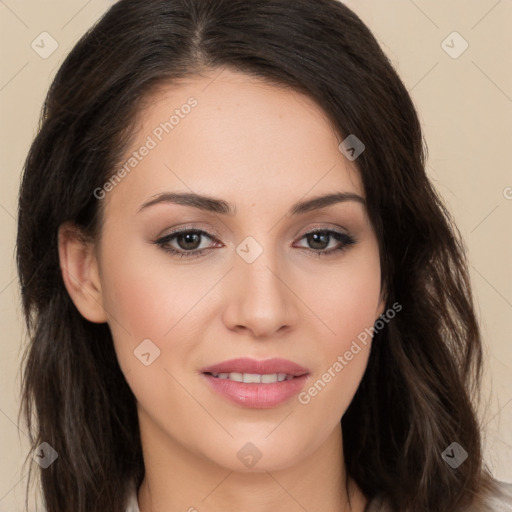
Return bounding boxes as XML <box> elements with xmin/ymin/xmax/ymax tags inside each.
<box><xmin>103</xmin><ymin>68</ymin><xmax>364</xmax><ymax>215</ymax></box>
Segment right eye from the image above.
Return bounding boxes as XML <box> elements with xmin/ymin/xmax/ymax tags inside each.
<box><xmin>153</xmin><ymin>229</ymin><xmax>221</xmax><ymax>259</ymax></box>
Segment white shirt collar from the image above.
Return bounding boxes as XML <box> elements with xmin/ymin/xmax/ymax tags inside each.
<box><xmin>125</xmin><ymin>485</ymin><xmax>140</xmax><ymax>512</ymax></box>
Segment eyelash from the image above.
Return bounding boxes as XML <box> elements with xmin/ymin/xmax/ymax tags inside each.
<box><xmin>153</xmin><ymin>227</ymin><xmax>357</xmax><ymax>260</ymax></box>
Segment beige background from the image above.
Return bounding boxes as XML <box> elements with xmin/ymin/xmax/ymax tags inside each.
<box><xmin>0</xmin><ymin>0</ymin><xmax>511</xmax><ymax>510</ymax></box>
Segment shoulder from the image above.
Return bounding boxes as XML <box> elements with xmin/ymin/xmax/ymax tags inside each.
<box><xmin>469</xmin><ymin>479</ymin><xmax>512</xmax><ymax>511</ymax></box>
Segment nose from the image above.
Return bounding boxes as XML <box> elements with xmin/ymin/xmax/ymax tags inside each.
<box><xmin>222</xmin><ymin>245</ymin><xmax>299</xmax><ymax>339</ymax></box>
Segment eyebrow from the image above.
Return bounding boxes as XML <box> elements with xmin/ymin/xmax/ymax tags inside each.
<box><xmin>137</xmin><ymin>191</ymin><xmax>366</xmax><ymax>216</ymax></box>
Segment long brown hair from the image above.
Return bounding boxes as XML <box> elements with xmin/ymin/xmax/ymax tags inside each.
<box><xmin>16</xmin><ymin>0</ymin><xmax>498</xmax><ymax>510</ymax></box>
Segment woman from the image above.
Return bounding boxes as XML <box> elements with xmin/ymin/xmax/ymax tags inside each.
<box><xmin>16</xmin><ymin>0</ymin><xmax>512</xmax><ymax>511</ymax></box>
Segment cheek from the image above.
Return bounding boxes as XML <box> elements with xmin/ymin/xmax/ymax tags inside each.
<box><xmin>100</xmin><ymin>232</ymin><xmax>218</xmax><ymax>331</ymax></box>
<box><xmin>296</xmin><ymin>281</ymin><xmax>377</xmax><ymax>428</ymax></box>
<box><xmin>98</xmin><ymin>238</ymin><xmax>212</xmax><ymax>375</ymax></box>
<box><xmin>298</xmin><ymin>245</ymin><xmax>382</xmax><ymax>351</ymax></box>
<box><xmin>295</xmin><ymin>247</ymin><xmax>381</xmax><ymax>411</ymax></box>
<box><xmin>99</xmin><ymin>251</ymin><xmax>210</xmax><ymax>429</ymax></box>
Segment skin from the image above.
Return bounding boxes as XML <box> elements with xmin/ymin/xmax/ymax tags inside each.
<box><xmin>59</xmin><ymin>67</ymin><xmax>386</xmax><ymax>512</ymax></box>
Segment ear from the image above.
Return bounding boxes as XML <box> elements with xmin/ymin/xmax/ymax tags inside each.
<box><xmin>375</xmin><ymin>284</ymin><xmax>387</xmax><ymax>320</ymax></box>
<box><xmin>58</xmin><ymin>222</ymin><xmax>107</xmax><ymax>323</ymax></box>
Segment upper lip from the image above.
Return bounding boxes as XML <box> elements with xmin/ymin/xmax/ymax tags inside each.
<box><xmin>201</xmin><ymin>357</ymin><xmax>309</xmax><ymax>377</ymax></box>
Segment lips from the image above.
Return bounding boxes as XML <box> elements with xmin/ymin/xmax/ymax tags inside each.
<box><xmin>200</xmin><ymin>357</ymin><xmax>310</xmax><ymax>408</ymax></box>
<box><xmin>200</xmin><ymin>357</ymin><xmax>309</xmax><ymax>377</ymax></box>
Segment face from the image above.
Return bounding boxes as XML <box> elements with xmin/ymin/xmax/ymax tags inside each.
<box><xmin>67</xmin><ymin>67</ymin><xmax>385</xmax><ymax>473</ymax></box>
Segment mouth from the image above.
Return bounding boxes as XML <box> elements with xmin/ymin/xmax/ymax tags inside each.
<box><xmin>204</xmin><ymin>371</ymin><xmax>303</xmax><ymax>383</ymax></box>
<box><xmin>200</xmin><ymin>358</ymin><xmax>310</xmax><ymax>408</ymax></box>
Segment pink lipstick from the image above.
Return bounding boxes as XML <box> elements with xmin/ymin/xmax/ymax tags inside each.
<box><xmin>200</xmin><ymin>357</ymin><xmax>310</xmax><ymax>408</ymax></box>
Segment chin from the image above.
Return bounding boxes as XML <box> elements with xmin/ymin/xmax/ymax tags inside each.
<box><xmin>198</xmin><ymin>432</ymin><xmax>315</xmax><ymax>473</ymax></box>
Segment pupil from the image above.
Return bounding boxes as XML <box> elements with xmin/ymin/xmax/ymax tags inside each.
<box><xmin>308</xmin><ymin>232</ymin><xmax>329</xmax><ymax>250</ymax></box>
<box><xmin>179</xmin><ymin>233</ymin><xmax>200</xmax><ymax>250</ymax></box>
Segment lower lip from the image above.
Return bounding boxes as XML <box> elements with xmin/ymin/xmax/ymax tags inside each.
<box><xmin>202</xmin><ymin>373</ymin><xmax>309</xmax><ymax>408</ymax></box>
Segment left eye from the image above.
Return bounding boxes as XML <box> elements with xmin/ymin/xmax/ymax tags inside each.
<box><xmin>153</xmin><ymin>228</ymin><xmax>356</xmax><ymax>259</ymax></box>
<box><xmin>293</xmin><ymin>229</ymin><xmax>355</xmax><ymax>253</ymax></box>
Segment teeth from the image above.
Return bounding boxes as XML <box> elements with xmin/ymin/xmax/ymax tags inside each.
<box><xmin>212</xmin><ymin>372</ymin><xmax>294</xmax><ymax>383</ymax></box>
